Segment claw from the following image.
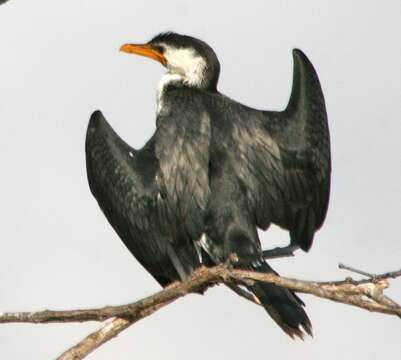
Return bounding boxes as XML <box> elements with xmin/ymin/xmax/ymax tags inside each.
<box><xmin>263</xmin><ymin>245</ymin><xmax>299</xmax><ymax>259</ymax></box>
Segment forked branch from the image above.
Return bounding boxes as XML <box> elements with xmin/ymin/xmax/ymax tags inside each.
<box><xmin>0</xmin><ymin>264</ymin><xmax>399</xmax><ymax>360</ymax></box>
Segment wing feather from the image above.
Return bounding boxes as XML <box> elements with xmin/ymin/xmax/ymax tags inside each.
<box><xmin>155</xmin><ymin>90</ymin><xmax>211</xmax><ymax>243</ymax></box>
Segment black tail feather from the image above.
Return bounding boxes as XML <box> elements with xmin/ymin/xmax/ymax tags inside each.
<box><xmin>247</xmin><ymin>261</ymin><xmax>312</xmax><ymax>339</ymax></box>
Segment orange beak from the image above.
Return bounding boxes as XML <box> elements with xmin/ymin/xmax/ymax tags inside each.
<box><xmin>120</xmin><ymin>43</ymin><xmax>167</xmax><ymax>66</ymax></box>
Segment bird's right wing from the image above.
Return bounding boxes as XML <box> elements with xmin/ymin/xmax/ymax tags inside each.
<box><xmin>85</xmin><ymin>111</ymin><xmax>181</xmax><ymax>286</ymax></box>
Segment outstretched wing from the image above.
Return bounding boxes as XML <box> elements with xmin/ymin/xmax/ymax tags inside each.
<box><xmin>222</xmin><ymin>49</ymin><xmax>331</xmax><ymax>251</ymax></box>
<box><xmin>266</xmin><ymin>49</ymin><xmax>331</xmax><ymax>250</ymax></box>
<box><xmin>85</xmin><ymin>111</ymin><xmax>199</xmax><ymax>286</ymax></box>
<box><xmin>155</xmin><ymin>89</ymin><xmax>211</xmax><ymax>244</ymax></box>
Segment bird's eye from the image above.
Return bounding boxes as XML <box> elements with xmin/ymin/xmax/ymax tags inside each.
<box><xmin>153</xmin><ymin>45</ymin><xmax>165</xmax><ymax>54</ymax></box>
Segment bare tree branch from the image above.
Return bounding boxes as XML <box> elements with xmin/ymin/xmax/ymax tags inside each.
<box><xmin>339</xmin><ymin>263</ymin><xmax>401</xmax><ymax>280</ymax></box>
<box><xmin>56</xmin><ymin>299</ymin><xmax>175</xmax><ymax>360</ymax></box>
<box><xmin>1</xmin><ymin>264</ymin><xmax>400</xmax><ymax>359</ymax></box>
<box><xmin>0</xmin><ymin>267</ymin><xmax>216</xmax><ymax>324</ymax></box>
<box><xmin>338</xmin><ymin>263</ymin><xmax>377</xmax><ymax>278</ymax></box>
<box><xmin>57</xmin><ymin>317</ymin><xmax>133</xmax><ymax>360</ymax></box>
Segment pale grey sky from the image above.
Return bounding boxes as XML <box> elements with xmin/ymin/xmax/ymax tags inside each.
<box><xmin>0</xmin><ymin>1</ymin><xmax>400</xmax><ymax>359</ymax></box>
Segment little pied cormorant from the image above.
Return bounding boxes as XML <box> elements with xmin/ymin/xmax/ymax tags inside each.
<box><xmin>85</xmin><ymin>32</ymin><xmax>331</xmax><ymax>339</ymax></box>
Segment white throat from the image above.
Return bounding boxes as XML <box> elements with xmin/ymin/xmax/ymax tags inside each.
<box><xmin>156</xmin><ymin>46</ymin><xmax>206</xmax><ymax>114</ymax></box>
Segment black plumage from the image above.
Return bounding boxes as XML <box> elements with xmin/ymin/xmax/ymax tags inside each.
<box><xmin>86</xmin><ymin>32</ymin><xmax>331</xmax><ymax>338</ymax></box>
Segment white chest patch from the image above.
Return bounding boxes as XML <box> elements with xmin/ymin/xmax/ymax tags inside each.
<box><xmin>156</xmin><ymin>73</ymin><xmax>182</xmax><ymax>114</ymax></box>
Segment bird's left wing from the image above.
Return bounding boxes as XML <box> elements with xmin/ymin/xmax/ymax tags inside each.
<box><xmin>155</xmin><ymin>90</ymin><xmax>211</xmax><ymax>243</ymax></box>
<box><xmin>220</xmin><ymin>50</ymin><xmax>331</xmax><ymax>251</ymax></box>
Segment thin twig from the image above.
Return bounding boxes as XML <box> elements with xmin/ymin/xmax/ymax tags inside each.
<box><xmin>338</xmin><ymin>263</ymin><xmax>376</xmax><ymax>278</ymax></box>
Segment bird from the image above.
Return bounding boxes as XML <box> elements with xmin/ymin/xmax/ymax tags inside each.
<box><xmin>85</xmin><ymin>32</ymin><xmax>331</xmax><ymax>339</ymax></box>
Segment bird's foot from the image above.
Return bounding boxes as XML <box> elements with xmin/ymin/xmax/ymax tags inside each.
<box><xmin>263</xmin><ymin>245</ymin><xmax>299</xmax><ymax>259</ymax></box>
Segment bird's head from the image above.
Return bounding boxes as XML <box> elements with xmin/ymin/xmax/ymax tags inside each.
<box><xmin>120</xmin><ymin>32</ymin><xmax>220</xmax><ymax>92</ymax></box>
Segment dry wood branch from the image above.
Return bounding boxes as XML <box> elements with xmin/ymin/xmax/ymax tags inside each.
<box><xmin>229</xmin><ymin>269</ymin><xmax>401</xmax><ymax>316</ymax></box>
<box><xmin>1</xmin><ymin>265</ymin><xmax>400</xmax><ymax>359</ymax></box>
<box><xmin>57</xmin><ymin>317</ymin><xmax>132</xmax><ymax>360</ymax></box>
<box><xmin>56</xmin><ymin>299</ymin><xmax>173</xmax><ymax>360</ymax></box>
<box><xmin>0</xmin><ymin>267</ymin><xmax>218</xmax><ymax>324</ymax></box>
